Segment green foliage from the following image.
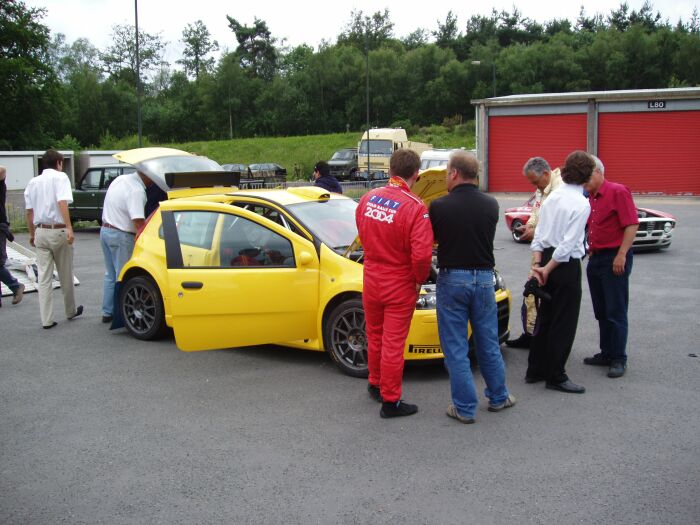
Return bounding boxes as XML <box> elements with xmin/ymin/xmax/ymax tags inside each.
<box><xmin>53</xmin><ymin>134</ymin><xmax>81</xmax><ymax>151</ymax></box>
<box><xmin>337</xmin><ymin>9</ymin><xmax>394</xmax><ymax>51</ymax></box>
<box><xmin>226</xmin><ymin>17</ymin><xmax>277</xmax><ymax>81</ymax></box>
<box><xmin>101</xmin><ymin>23</ymin><xmax>166</xmax><ymax>82</ymax></box>
<box><xmin>3</xmin><ymin>3</ymin><xmax>700</xmax><ymax>151</ymax></box>
<box><xmin>178</xmin><ymin>20</ymin><xmax>219</xmax><ymax>80</ymax></box>
<box><xmin>165</xmin><ymin>127</ymin><xmax>475</xmax><ymax>181</ymax></box>
<box><xmin>0</xmin><ymin>0</ymin><xmax>62</xmax><ymax>149</ymax></box>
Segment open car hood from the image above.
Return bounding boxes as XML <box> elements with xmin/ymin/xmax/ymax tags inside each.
<box><xmin>344</xmin><ymin>167</ymin><xmax>447</xmax><ymax>258</ymax></box>
<box><xmin>412</xmin><ymin>166</ymin><xmax>448</xmax><ymax>207</ymax></box>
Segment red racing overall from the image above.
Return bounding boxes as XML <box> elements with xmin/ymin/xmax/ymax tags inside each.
<box><xmin>356</xmin><ymin>176</ymin><xmax>433</xmax><ymax>402</ymax></box>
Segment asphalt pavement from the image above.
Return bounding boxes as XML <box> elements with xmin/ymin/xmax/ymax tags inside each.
<box><xmin>1</xmin><ymin>195</ymin><xmax>699</xmax><ymax>524</ymax></box>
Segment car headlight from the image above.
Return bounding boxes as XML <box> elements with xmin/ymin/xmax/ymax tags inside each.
<box><xmin>416</xmin><ymin>284</ymin><xmax>437</xmax><ymax>310</ymax></box>
<box><xmin>663</xmin><ymin>222</ymin><xmax>673</xmax><ymax>234</ymax></box>
<box><xmin>494</xmin><ymin>270</ymin><xmax>506</xmax><ymax>292</ymax></box>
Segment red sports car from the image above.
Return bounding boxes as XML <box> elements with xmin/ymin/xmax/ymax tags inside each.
<box><xmin>504</xmin><ymin>193</ymin><xmax>677</xmax><ymax>250</ymax></box>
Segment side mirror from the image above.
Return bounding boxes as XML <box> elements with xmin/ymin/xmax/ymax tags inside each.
<box><xmin>298</xmin><ymin>251</ymin><xmax>313</xmax><ymax>266</ymax></box>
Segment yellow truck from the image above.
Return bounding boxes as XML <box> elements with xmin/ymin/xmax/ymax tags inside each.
<box><xmin>356</xmin><ymin>128</ymin><xmax>432</xmax><ymax>181</ymax></box>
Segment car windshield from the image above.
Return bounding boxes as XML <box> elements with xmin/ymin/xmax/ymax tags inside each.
<box><xmin>287</xmin><ymin>199</ymin><xmax>358</xmax><ymax>251</ymax></box>
<box><xmin>332</xmin><ymin>150</ymin><xmax>354</xmax><ymax>160</ymax></box>
<box><xmin>359</xmin><ymin>140</ymin><xmax>393</xmax><ymax>156</ymax></box>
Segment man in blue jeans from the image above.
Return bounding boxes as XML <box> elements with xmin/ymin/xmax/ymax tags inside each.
<box><xmin>100</xmin><ymin>170</ymin><xmax>153</xmax><ymax>323</ymax></box>
<box><xmin>429</xmin><ymin>151</ymin><xmax>515</xmax><ymax>424</ymax></box>
<box><xmin>0</xmin><ymin>165</ymin><xmax>25</xmax><ymax>307</ymax></box>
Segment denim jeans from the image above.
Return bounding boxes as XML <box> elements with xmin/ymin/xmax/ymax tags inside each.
<box><xmin>100</xmin><ymin>227</ymin><xmax>135</xmax><ymax>316</ymax></box>
<box><xmin>587</xmin><ymin>249</ymin><xmax>633</xmax><ymax>364</ymax></box>
<box><xmin>437</xmin><ymin>269</ymin><xmax>509</xmax><ymax>418</ymax></box>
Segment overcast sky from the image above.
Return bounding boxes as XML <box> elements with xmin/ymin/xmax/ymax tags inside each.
<box><xmin>25</xmin><ymin>0</ymin><xmax>699</xmax><ymax>63</ymax></box>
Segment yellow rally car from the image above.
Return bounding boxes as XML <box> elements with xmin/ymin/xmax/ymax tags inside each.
<box><xmin>113</xmin><ymin>148</ymin><xmax>511</xmax><ymax>377</ymax></box>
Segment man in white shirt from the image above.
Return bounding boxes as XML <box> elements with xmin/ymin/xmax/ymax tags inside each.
<box><xmin>24</xmin><ymin>149</ymin><xmax>82</xmax><ymax>329</ymax></box>
<box><xmin>526</xmin><ymin>150</ymin><xmax>594</xmax><ymax>394</ymax></box>
<box><xmin>100</xmin><ymin>170</ymin><xmax>153</xmax><ymax>323</ymax></box>
<box><xmin>506</xmin><ymin>158</ymin><xmax>562</xmax><ymax>349</ymax></box>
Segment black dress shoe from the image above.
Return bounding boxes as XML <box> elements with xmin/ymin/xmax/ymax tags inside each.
<box><xmin>43</xmin><ymin>321</ymin><xmax>58</xmax><ymax>329</ymax></box>
<box><xmin>583</xmin><ymin>353</ymin><xmax>611</xmax><ymax>366</ymax></box>
<box><xmin>69</xmin><ymin>305</ymin><xmax>84</xmax><ymax>320</ymax></box>
<box><xmin>608</xmin><ymin>362</ymin><xmax>626</xmax><ymax>378</ymax></box>
<box><xmin>505</xmin><ymin>333</ymin><xmax>532</xmax><ymax>349</ymax></box>
<box><xmin>546</xmin><ymin>380</ymin><xmax>586</xmax><ymax>394</ymax></box>
<box><xmin>102</xmin><ymin>315</ymin><xmax>113</xmax><ymax>324</ymax></box>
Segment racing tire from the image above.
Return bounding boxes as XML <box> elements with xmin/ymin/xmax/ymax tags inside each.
<box><xmin>511</xmin><ymin>219</ymin><xmax>526</xmax><ymax>243</ymax></box>
<box><xmin>120</xmin><ymin>276</ymin><xmax>167</xmax><ymax>341</ymax></box>
<box><xmin>323</xmin><ymin>298</ymin><xmax>368</xmax><ymax>378</ymax></box>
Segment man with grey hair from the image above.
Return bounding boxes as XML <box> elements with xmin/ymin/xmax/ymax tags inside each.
<box><xmin>505</xmin><ymin>157</ymin><xmax>562</xmax><ymax>349</ymax></box>
<box><xmin>583</xmin><ymin>156</ymin><xmax>639</xmax><ymax>378</ymax></box>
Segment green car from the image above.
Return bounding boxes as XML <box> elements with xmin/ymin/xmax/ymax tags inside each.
<box><xmin>69</xmin><ymin>164</ymin><xmax>135</xmax><ymax>223</ymax></box>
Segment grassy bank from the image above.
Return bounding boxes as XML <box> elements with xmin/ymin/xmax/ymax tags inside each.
<box><xmin>168</xmin><ymin>125</ymin><xmax>475</xmax><ymax>180</ymax></box>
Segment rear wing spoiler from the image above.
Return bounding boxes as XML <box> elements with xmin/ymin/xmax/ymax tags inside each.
<box><xmin>164</xmin><ymin>170</ymin><xmax>241</xmax><ymax>189</ymax></box>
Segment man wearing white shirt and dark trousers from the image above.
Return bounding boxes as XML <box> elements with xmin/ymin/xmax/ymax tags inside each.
<box><xmin>24</xmin><ymin>149</ymin><xmax>83</xmax><ymax>329</ymax></box>
<box><xmin>526</xmin><ymin>151</ymin><xmax>594</xmax><ymax>394</ymax></box>
<box><xmin>100</xmin><ymin>170</ymin><xmax>153</xmax><ymax>323</ymax></box>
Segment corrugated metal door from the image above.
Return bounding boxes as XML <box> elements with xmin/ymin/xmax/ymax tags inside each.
<box><xmin>598</xmin><ymin>111</ymin><xmax>700</xmax><ymax>195</ymax></box>
<box><xmin>488</xmin><ymin>114</ymin><xmax>587</xmax><ymax>192</ymax></box>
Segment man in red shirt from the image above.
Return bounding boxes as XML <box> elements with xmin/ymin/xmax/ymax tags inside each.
<box><xmin>355</xmin><ymin>149</ymin><xmax>433</xmax><ymax>418</ymax></box>
<box><xmin>584</xmin><ymin>156</ymin><xmax>639</xmax><ymax>378</ymax></box>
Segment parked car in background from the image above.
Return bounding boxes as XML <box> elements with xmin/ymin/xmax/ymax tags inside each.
<box><xmin>222</xmin><ymin>163</ymin><xmax>248</xmax><ymax>175</ymax></box>
<box><xmin>111</xmin><ymin>153</ymin><xmax>512</xmax><ymax>378</ymax></box>
<box><xmin>69</xmin><ymin>164</ymin><xmax>135</xmax><ymax>223</ymax></box>
<box><xmin>504</xmin><ymin>192</ymin><xmax>677</xmax><ymax>250</ymax></box>
<box><xmin>328</xmin><ymin>148</ymin><xmax>358</xmax><ymax>181</ymax></box>
<box><xmin>503</xmin><ymin>193</ymin><xmax>537</xmax><ymax>243</ymax></box>
<box><xmin>420</xmin><ymin>148</ymin><xmax>474</xmax><ymax>171</ymax></box>
<box><xmin>248</xmin><ymin>163</ymin><xmax>287</xmax><ymax>182</ymax></box>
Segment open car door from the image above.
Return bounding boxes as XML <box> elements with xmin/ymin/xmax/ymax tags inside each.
<box><xmin>159</xmin><ymin>200</ymin><xmax>320</xmax><ymax>351</ymax></box>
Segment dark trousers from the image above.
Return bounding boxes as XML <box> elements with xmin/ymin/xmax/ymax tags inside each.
<box><xmin>587</xmin><ymin>249</ymin><xmax>632</xmax><ymax>364</ymax></box>
<box><xmin>527</xmin><ymin>252</ymin><xmax>582</xmax><ymax>384</ymax></box>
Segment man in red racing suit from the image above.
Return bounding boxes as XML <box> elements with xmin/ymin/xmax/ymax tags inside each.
<box><xmin>355</xmin><ymin>149</ymin><xmax>433</xmax><ymax>418</ymax></box>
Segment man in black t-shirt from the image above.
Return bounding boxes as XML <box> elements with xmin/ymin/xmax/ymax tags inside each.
<box><xmin>429</xmin><ymin>151</ymin><xmax>515</xmax><ymax>424</ymax></box>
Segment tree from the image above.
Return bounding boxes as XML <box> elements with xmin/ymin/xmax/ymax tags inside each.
<box><xmin>178</xmin><ymin>20</ymin><xmax>218</xmax><ymax>80</ymax></box>
<box><xmin>50</xmin><ymin>34</ymin><xmax>101</xmax><ymax>82</ymax></box>
<box><xmin>402</xmin><ymin>29</ymin><xmax>429</xmax><ymax>50</ymax></box>
<box><xmin>337</xmin><ymin>9</ymin><xmax>394</xmax><ymax>51</ymax></box>
<box><xmin>433</xmin><ymin>11</ymin><xmax>460</xmax><ymax>48</ymax></box>
<box><xmin>226</xmin><ymin>17</ymin><xmax>278</xmax><ymax>81</ymax></box>
<box><xmin>101</xmin><ymin>23</ymin><xmax>166</xmax><ymax>82</ymax></box>
<box><xmin>0</xmin><ymin>0</ymin><xmax>62</xmax><ymax>149</ymax></box>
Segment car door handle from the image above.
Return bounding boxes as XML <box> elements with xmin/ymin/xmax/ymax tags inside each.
<box><xmin>181</xmin><ymin>281</ymin><xmax>203</xmax><ymax>289</ymax></box>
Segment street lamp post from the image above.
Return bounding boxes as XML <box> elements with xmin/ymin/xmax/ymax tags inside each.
<box><xmin>135</xmin><ymin>0</ymin><xmax>142</xmax><ymax>147</ymax></box>
<box><xmin>471</xmin><ymin>60</ymin><xmax>496</xmax><ymax>97</ymax></box>
<box><xmin>365</xmin><ymin>30</ymin><xmax>370</xmax><ymax>180</ymax></box>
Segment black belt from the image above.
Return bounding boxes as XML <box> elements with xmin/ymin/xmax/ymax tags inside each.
<box><xmin>589</xmin><ymin>247</ymin><xmax>619</xmax><ymax>256</ymax></box>
<box><xmin>102</xmin><ymin>222</ymin><xmax>134</xmax><ymax>235</ymax></box>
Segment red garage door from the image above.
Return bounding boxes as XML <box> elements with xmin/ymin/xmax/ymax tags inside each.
<box><xmin>598</xmin><ymin>111</ymin><xmax>700</xmax><ymax>195</ymax></box>
<box><xmin>488</xmin><ymin>114</ymin><xmax>587</xmax><ymax>192</ymax></box>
